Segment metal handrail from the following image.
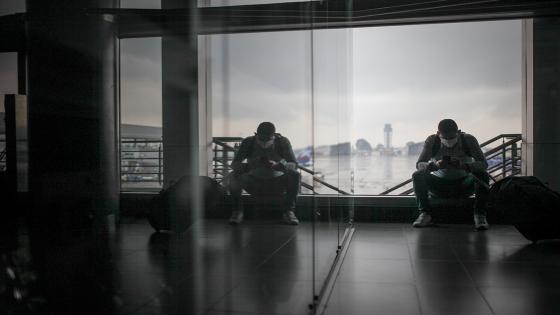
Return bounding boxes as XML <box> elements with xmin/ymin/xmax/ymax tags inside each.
<box><xmin>211</xmin><ymin>138</ymin><xmax>350</xmax><ymax>195</ymax></box>
<box><xmin>120</xmin><ymin>137</ymin><xmax>163</xmax><ymax>187</ymax></box>
<box><xmin>380</xmin><ymin>133</ymin><xmax>522</xmax><ymax>195</ymax></box>
<box><xmin>119</xmin><ymin>134</ymin><xmax>520</xmax><ymax>196</ymax></box>
<box><xmin>0</xmin><ymin>139</ymin><xmax>6</xmax><ymax>172</ymax></box>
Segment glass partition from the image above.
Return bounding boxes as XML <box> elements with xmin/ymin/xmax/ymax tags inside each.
<box><xmin>204</xmin><ymin>30</ymin><xmax>317</xmax><ymax>313</ymax></box>
<box><xmin>311</xmin><ymin>27</ymin><xmax>355</xmax><ymax>303</ymax></box>
<box><xmin>196</xmin><ymin>23</ymin><xmax>354</xmax><ymax>312</ymax></box>
<box><xmin>352</xmin><ymin>21</ymin><xmax>522</xmax><ymax>195</ymax></box>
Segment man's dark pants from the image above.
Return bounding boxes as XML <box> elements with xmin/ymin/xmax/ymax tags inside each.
<box><xmin>229</xmin><ymin>169</ymin><xmax>301</xmax><ymax>212</ymax></box>
<box><xmin>412</xmin><ymin>169</ymin><xmax>490</xmax><ymax>215</ymax></box>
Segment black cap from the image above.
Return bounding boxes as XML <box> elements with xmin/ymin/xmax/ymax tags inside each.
<box><xmin>256</xmin><ymin>122</ymin><xmax>275</xmax><ymax>138</ymax></box>
<box><xmin>438</xmin><ymin>119</ymin><xmax>458</xmax><ymax>134</ymax></box>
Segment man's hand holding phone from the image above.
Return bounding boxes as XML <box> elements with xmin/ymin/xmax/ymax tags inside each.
<box><xmin>436</xmin><ymin>156</ymin><xmax>452</xmax><ymax>169</ymax></box>
<box><xmin>259</xmin><ymin>156</ymin><xmax>273</xmax><ymax>168</ymax></box>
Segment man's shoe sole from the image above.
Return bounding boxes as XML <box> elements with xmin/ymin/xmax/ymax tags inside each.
<box><xmin>412</xmin><ymin>223</ymin><xmax>433</xmax><ymax>228</ymax></box>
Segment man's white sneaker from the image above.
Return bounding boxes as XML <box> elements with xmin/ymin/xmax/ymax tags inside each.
<box><xmin>412</xmin><ymin>212</ymin><xmax>433</xmax><ymax>228</ymax></box>
<box><xmin>229</xmin><ymin>210</ymin><xmax>244</xmax><ymax>225</ymax></box>
<box><xmin>474</xmin><ymin>214</ymin><xmax>489</xmax><ymax>230</ymax></box>
<box><xmin>283</xmin><ymin>211</ymin><xmax>299</xmax><ymax>225</ymax></box>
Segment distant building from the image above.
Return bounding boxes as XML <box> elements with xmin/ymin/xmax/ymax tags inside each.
<box><xmin>406</xmin><ymin>141</ymin><xmax>424</xmax><ymax>156</ymax></box>
<box><xmin>121</xmin><ymin>124</ymin><xmax>162</xmax><ymax>140</ymax></box>
<box><xmin>355</xmin><ymin>138</ymin><xmax>373</xmax><ymax>155</ymax></box>
<box><xmin>330</xmin><ymin>142</ymin><xmax>352</xmax><ymax>156</ymax></box>
<box><xmin>384</xmin><ymin>124</ymin><xmax>393</xmax><ymax>149</ymax></box>
<box><xmin>381</xmin><ymin>124</ymin><xmax>396</xmax><ymax>156</ymax></box>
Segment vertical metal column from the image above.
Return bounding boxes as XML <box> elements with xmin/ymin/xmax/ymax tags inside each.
<box><xmin>25</xmin><ymin>1</ymin><xmax>119</xmax><ymax>312</ymax></box>
<box><xmin>523</xmin><ymin>18</ymin><xmax>560</xmax><ymax>191</ymax></box>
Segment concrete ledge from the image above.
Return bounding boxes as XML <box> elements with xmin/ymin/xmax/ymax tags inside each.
<box><xmin>120</xmin><ymin>193</ymin><xmax>507</xmax><ymax>224</ymax></box>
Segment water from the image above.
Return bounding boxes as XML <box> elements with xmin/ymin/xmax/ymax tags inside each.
<box><xmin>303</xmin><ymin>153</ymin><xmax>419</xmax><ymax>195</ymax></box>
<box><xmin>121</xmin><ymin>151</ymin><xmax>421</xmax><ymax>195</ymax></box>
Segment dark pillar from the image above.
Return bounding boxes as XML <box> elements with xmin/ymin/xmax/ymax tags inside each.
<box><xmin>162</xmin><ymin>0</ymin><xmax>200</xmax><ymax>185</ymax></box>
<box><xmin>523</xmin><ymin>18</ymin><xmax>560</xmax><ymax>191</ymax></box>
<box><xmin>25</xmin><ymin>1</ymin><xmax>118</xmax><ymax>312</ymax></box>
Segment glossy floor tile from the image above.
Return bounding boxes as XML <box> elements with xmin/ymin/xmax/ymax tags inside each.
<box><xmin>325</xmin><ymin>223</ymin><xmax>560</xmax><ymax>315</ymax></box>
<box><xmin>44</xmin><ymin>220</ymin><xmax>560</xmax><ymax>314</ymax></box>
<box><xmin>101</xmin><ymin>219</ymin><xmax>342</xmax><ymax>315</ymax></box>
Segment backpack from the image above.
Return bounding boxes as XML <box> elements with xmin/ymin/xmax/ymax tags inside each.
<box><xmin>431</xmin><ymin>131</ymin><xmax>471</xmax><ymax>157</ymax></box>
<box><xmin>488</xmin><ymin>176</ymin><xmax>560</xmax><ymax>242</ymax></box>
<box><xmin>148</xmin><ymin>176</ymin><xmax>225</xmax><ymax>232</ymax></box>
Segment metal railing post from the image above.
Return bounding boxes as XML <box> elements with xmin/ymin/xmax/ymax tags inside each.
<box><xmin>380</xmin><ymin>133</ymin><xmax>522</xmax><ymax>195</ymax></box>
<box><xmin>502</xmin><ymin>139</ymin><xmax>507</xmax><ymax>179</ymax></box>
<box><xmin>158</xmin><ymin>144</ymin><xmax>162</xmax><ymax>185</ymax></box>
<box><xmin>511</xmin><ymin>142</ymin><xmax>518</xmax><ymax>175</ymax></box>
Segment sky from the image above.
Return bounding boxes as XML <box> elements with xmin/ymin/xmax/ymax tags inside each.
<box><xmin>0</xmin><ymin>53</ymin><xmax>18</xmax><ymax>111</ymax></box>
<box><xmin>206</xmin><ymin>20</ymin><xmax>522</xmax><ymax>148</ymax></box>
<box><xmin>119</xmin><ymin>19</ymin><xmax>522</xmax><ymax>149</ymax></box>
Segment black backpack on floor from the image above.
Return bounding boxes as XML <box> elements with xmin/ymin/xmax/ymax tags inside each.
<box><xmin>148</xmin><ymin>176</ymin><xmax>225</xmax><ymax>232</ymax></box>
<box><xmin>488</xmin><ymin>176</ymin><xmax>560</xmax><ymax>242</ymax></box>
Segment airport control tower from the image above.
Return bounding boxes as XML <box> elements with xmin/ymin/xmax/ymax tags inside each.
<box><xmin>384</xmin><ymin>123</ymin><xmax>393</xmax><ymax>149</ymax></box>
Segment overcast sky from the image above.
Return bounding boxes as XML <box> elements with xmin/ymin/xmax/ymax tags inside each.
<box><xmin>207</xmin><ymin>20</ymin><xmax>522</xmax><ymax>148</ymax></box>
<box><xmin>120</xmin><ymin>20</ymin><xmax>522</xmax><ymax>149</ymax></box>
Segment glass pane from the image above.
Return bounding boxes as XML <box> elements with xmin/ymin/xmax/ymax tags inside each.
<box><xmin>352</xmin><ymin>20</ymin><xmax>522</xmax><ymax>195</ymax></box>
<box><xmin>311</xmin><ymin>27</ymin><xmax>354</xmax><ymax>299</ymax></box>
<box><xmin>119</xmin><ymin>37</ymin><xmax>163</xmax><ymax>191</ymax></box>
<box><xmin>202</xmin><ymin>29</ymin><xmax>315</xmax><ymax>313</ymax></box>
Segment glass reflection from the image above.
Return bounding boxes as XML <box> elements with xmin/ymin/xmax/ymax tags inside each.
<box><xmin>201</xmin><ymin>28</ymin><xmax>318</xmax><ymax>314</ymax></box>
<box><xmin>311</xmin><ymin>27</ymin><xmax>354</xmax><ymax>299</ymax></box>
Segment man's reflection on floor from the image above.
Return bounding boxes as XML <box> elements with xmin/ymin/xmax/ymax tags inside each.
<box><xmin>146</xmin><ymin>220</ymin><xmax>300</xmax><ymax>314</ymax></box>
<box><xmin>412</xmin><ymin>227</ymin><xmax>490</xmax><ymax>314</ymax></box>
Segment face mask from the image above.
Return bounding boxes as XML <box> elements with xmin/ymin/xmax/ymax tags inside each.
<box><xmin>440</xmin><ymin>137</ymin><xmax>458</xmax><ymax>148</ymax></box>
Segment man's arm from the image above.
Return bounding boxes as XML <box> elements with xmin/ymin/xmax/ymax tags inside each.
<box><xmin>464</xmin><ymin>134</ymin><xmax>488</xmax><ymax>173</ymax></box>
<box><xmin>278</xmin><ymin>137</ymin><xmax>298</xmax><ymax>171</ymax></box>
<box><xmin>231</xmin><ymin>138</ymin><xmax>252</xmax><ymax>172</ymax></box>
<box><xmin>416</xmin><ymin>135</ymin><xmax>437</xmax><ymax>171</ymax></box>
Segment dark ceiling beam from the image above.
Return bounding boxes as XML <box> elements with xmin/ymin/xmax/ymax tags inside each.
<box><xmin>109</xmin><ymin>0</ymin><xmax>560</xmax><ymax>37</ymax></box>
<box><xmin>2</xmin><ymin>1</ymin><xmax>560</xmax><ymax>41</ymax></box>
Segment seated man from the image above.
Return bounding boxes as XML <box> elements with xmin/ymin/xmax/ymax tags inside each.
<box><xmin>228</xmin><ymin>122</ymin><xmax>301</xmax><ymax>225</ymax></box>
<box><xmin>412</xmin><ymin>119</ymin><xmax>490</xmax><ymax>230</ymax></box>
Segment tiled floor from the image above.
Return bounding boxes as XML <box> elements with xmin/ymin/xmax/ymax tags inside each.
<box><xmin>325</xmin><ymin>223</ymin><xmax>560</xmax><ymax>315</ymax></box>
<box><xmin>108</xmin><ymin>219</ymin><xmax>343</xmax><ymax>315</ymax></box>
<box><xmin>41</xmin><ymin>220</ymin><xmax>560</xmax><ymax>314</ymax></box>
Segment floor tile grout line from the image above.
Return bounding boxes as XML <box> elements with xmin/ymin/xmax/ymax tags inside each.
<box><xmin>450</xmin><ymin>239</ymin><xmax>497</xmax><ymax>315</ymax></box>
<box><xmin>254</xmin><ymin>233</ymin><xmax>298</xmax><ymax>269</ymax></box>
<box><xmin>404</xmin><ymin>226</ymin><xmax>425</xmax><ymax>315</ymax></box>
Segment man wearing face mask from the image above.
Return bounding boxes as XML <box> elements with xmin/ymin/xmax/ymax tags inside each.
<box><xmin>228</xmin><ymin>122</ymin><xmax>300</xmax><ymax>225</ymax></box>
<box><xmin>412</xmin><ymin>119</ymin><xmax>490</xmax><ymax>230</ymax></box>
